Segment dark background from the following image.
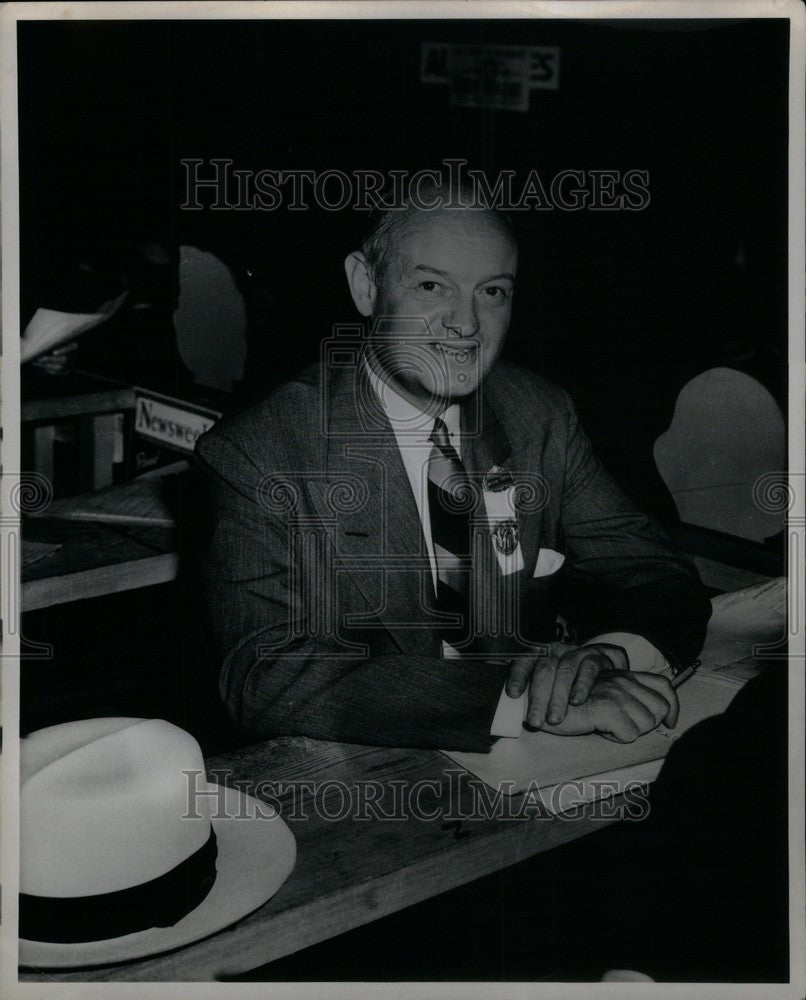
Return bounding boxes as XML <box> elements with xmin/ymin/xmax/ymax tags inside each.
<box><xmin>15</xmin><ymin>17</ymin><xmax>792</xmax><ymax>982</ymax></box>
<box><xmin>18</xmin><ymin>18</ymin><xmax>789</xmax><ymax>445</ymax></box>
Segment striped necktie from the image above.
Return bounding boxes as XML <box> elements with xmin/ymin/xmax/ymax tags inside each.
<box><xmin>428</xmin><ymin>417</ymin><xmax>475</xmax><ymax>652</ymax></box>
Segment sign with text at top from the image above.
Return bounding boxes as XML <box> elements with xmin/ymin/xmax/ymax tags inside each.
<box><xmin>133</xmin><ymin>389</ymin><xmax>221</xmax><ymax>455</ymax></box>
<box><xmin>420</xmin><ymin>42</ymin><xmax>560</xmax><ymax>111</ymax></box>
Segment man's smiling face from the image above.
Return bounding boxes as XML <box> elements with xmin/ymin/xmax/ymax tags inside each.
<box><xmin>366</xmin><ymin>208</ymin><xmax>517</xmax><ymax>409</ymax></box>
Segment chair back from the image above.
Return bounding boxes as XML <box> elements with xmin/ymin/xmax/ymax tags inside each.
<box><xmin>173</xmin><ymin>246</ymin><xmax>246</xmax><ymax>393</ymax></box>
<box><xmin>654</xmin><ymin>367</ymin><xmax>785</xmax><ymax>542</ymax></box>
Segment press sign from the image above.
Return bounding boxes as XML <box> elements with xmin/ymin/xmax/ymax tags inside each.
<box><xmin>133</xmin><ymin>390</ymin><xmax>220</xmax><ymax>454</ymax></box>
<box><xmin>421</xmin><ymin>42</ymin><xmax>560</xmax><ymax>112</ymax></box>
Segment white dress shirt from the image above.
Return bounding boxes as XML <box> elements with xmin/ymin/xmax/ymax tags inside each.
<box><xmin>366</xmin><ymin>358</ymin><xmax>461</xmax><ymax>593</ymax></box>
<box><xmin>366</xmin><ymin>359</ymin><xmax>671</xmax><ymax>739</ymax></box>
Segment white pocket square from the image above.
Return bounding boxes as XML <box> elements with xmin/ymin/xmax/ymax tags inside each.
<box><xmin>533</xmin><ymin>548</ymin><xmax>565</xmax><ymax>578</ymax></box>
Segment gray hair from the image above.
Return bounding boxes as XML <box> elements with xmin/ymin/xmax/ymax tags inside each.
<box><xmin>360</xmin><ymin>176</ymin><xmax>517</xmax><ymax>284</ymax></box>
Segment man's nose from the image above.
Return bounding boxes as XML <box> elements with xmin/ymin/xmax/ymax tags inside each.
<box><xmin>441</xmin><ymin>294</ymin><xmax>479</xmax><ymax>339</ymax></box>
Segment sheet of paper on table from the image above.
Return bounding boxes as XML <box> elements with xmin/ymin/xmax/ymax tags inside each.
<box><xmin>443</xmin><ymin>668</ymin><xmax>750</xmax><ymax>798</ymax></box>
<box><xmin>700</xmin><ymin>575</ymin><xmax>786</xmax><ymax>670</ymax></box>
<box><xmin>443</xmin><ymin>578</ymin><xmax>785</xmax><ymax>806</ymax></box>
<box><xmin>534</xmin><ymin>760</ymin><xmax>665</xmax><ymax>816</ymax></box>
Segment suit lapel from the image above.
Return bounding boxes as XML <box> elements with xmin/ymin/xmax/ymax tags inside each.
<box><xmin>306</xmin><ymin>364</ymin><xmax>545</xmax><ymax>658</ymax></box>
<box><xmin>459</xmin><ymin>389</ymin><xmax>510</xmax><ymax>479</ymax></box>
<box><xmin>307</xmin><ymin>362</ymin><xmax>436</xmax><ymax>657</ymax></box>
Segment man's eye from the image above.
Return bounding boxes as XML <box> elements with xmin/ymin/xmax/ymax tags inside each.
<box><xmin>482</xmin><ymin>286</ymin><xmax>510</xmax><ymax>301</ymax></box>
<box><xmin>417</xmin><ymin>280</ymin><xmax>442</xmax><ymax>293</ymax></box>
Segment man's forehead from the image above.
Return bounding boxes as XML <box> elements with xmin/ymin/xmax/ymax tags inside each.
<box><xmin>391</xmin><ymin>209</ymin><xmax>517</xmax><ymax>275</ymax></box>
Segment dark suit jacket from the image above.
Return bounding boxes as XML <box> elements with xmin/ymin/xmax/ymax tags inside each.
<box><xmin>195</xmin><ymin>359</ymin><xmax>710</xmax><ymax>752</ymax></box>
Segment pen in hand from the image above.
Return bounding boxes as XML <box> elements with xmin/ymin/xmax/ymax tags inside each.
<box><xmin>671</xmin><ymin>659</ymin><xmax>700</xmax><ymax>689</ymax></box>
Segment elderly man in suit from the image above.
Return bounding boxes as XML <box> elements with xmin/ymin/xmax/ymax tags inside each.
<box><xmin>195</xmin><ymin>182</ymin><xmax>710</xmax><ymax>752</ymax></box>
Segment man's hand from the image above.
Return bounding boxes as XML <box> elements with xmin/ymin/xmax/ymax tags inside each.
<box><xmin>31</xmin><ymin>341</ymin><xmax>77</xmax><ymax>376</ymax></box>
<box><xmin>536</xmin><ymin>671</ymin><xmax>679</xmax><ymax>742</ymax></box>
<box><xmin>21</xmin><ymin>292</ymin><xmax>128</xmax><ymax>364</ymax></box>
<box><xmin>506</xmin><ymin>641</ymin><xmax>629</xmax><ymax>729</ymax></box>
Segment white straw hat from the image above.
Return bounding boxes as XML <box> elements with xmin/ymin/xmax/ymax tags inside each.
<box><xmin>19</xmin><ymin>717</ymin><xmax>296</xmax><ymax>969</ymax></box>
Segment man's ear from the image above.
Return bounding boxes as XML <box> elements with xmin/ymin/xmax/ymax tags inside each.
<box><xmin>344</xmin><ymin>252</ymin><xmax>376</xmax><ymax>317</ymax></box>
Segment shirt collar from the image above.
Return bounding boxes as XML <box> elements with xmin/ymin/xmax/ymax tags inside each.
<box><xmin>365</xmin><ymin>355</ymin><xmax>460</xmax><ymax>441</ymax></box>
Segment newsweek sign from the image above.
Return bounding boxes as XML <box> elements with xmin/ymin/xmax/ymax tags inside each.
<box><xmin>133</xmin><ymin>389</ymin><xmax>221</xmax><ymax>454</ymax></box>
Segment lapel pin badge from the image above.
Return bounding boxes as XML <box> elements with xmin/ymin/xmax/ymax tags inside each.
<box><xmin>482</xmin><ymin>465</ymin><xmax>514</xmax><ymax>493</ymax></box>
<box><xmin>482</xmin><ymin>466</ymin><xmax>521</xmax><ymax>558</ymax></box>
<box><xmin>492</xmin><ymin>519</ymin><xmax>519</xmax><ymax>556</ymax></box>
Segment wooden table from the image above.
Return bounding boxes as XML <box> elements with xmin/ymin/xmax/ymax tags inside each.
<box><xmin>21</xmin><ymin>379</ymin><xmax>135</xmax><ymax>424</ymax></box>
<box><xmin>16</xmin><ymin>616</ymin><xmax>769</xmax><ymax>982</ymax></box>
<box><xmin>22</xmin><ymin>518</ymin><xmax>177</xmax><ymax>610</ymax></box>
<box><xmin>19</xmin><ymin>733</ymin><xmax>633</xmax><ymax>982</ymax></box>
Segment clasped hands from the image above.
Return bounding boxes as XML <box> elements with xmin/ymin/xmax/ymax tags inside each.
<box><xmin>505</xmin><ymin>641</ymin><xmax>679</xmax><ymax>742</ymax></box>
